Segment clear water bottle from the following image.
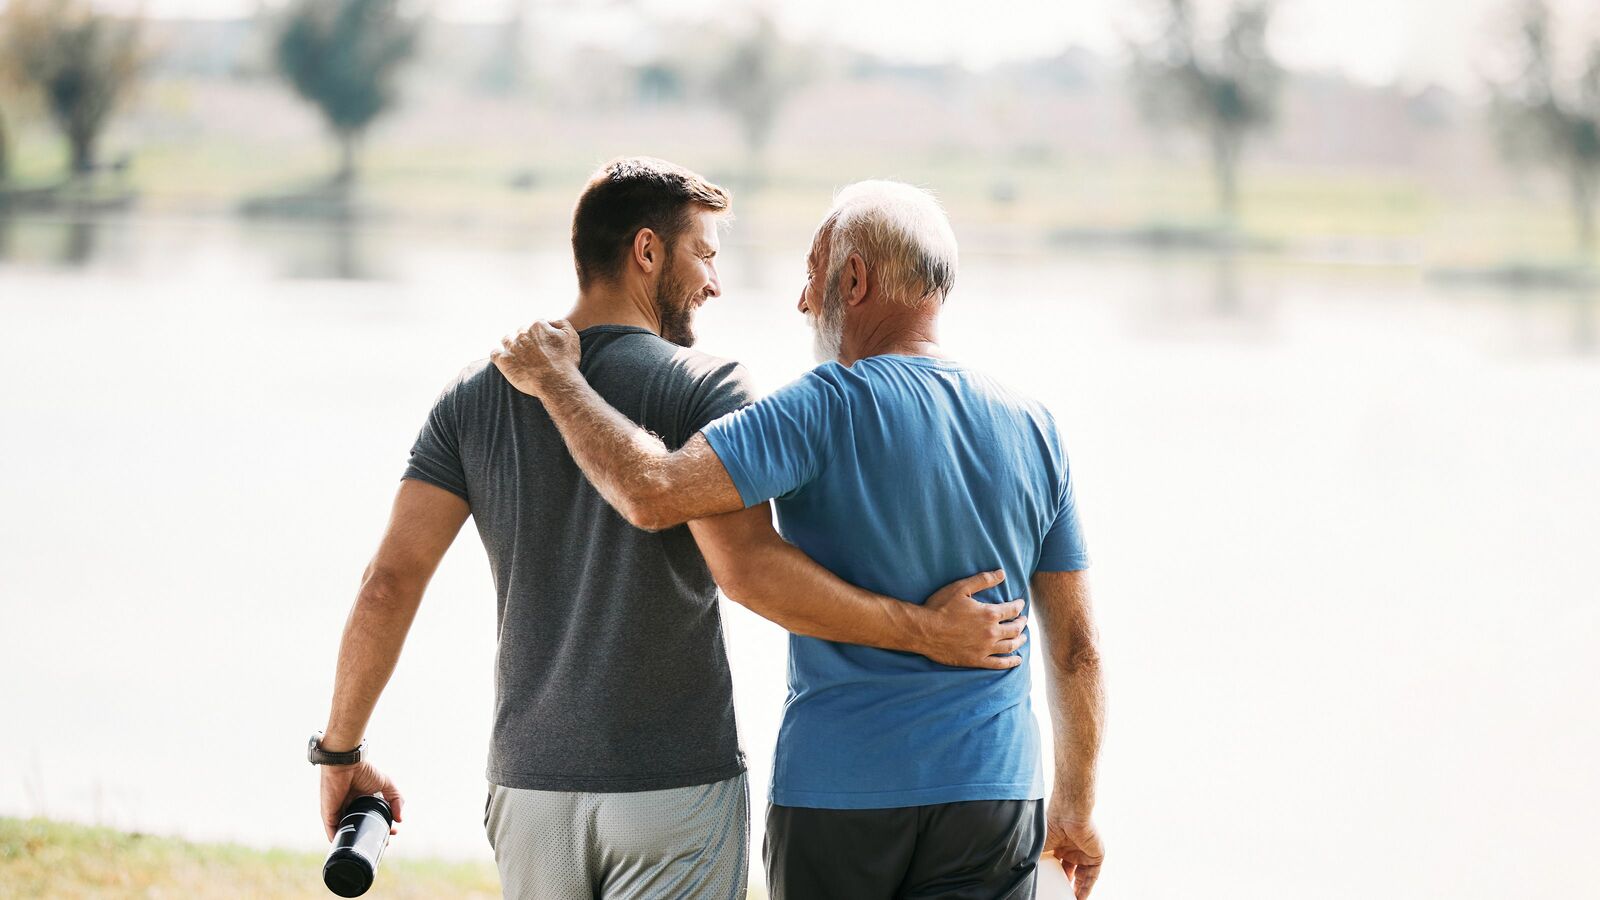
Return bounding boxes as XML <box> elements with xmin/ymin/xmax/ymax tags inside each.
<box><xmin>322</xmin><ymin>794</ymin><xmax>392</xmax><ymax>897</ymax></box>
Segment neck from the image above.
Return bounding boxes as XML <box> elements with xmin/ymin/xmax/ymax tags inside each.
<box><xmin>565</xmin><ymin>280</ymin><xmax>660</xmax><ymax>335</ymax></box>
<box><xmin>840</xmin><ymin>310</ymin><xmax>943</xmax><ymax>366</ymax></box>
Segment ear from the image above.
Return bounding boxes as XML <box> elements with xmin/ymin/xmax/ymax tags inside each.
<box><xmin>843</xmin><ymin>252</ymin><xmax>870</xmax><ymax>307</ymax></box>
<box><xmin>631</xmin><ymin>228</ymin><xmax>661</xmax><ymax>275</ymax></box>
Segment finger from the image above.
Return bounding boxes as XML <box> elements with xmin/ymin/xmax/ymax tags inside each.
<box><xmin>990</xmin><ymin>599</ymin><xmax>1025</xmax><ymax>621</ymax></box>
<box><xmin>997</xmin><ymin>616</ymin><xmax>1028</xmax><ymax>639</ymax></box>
<box><xmin>1075</xmin><ymin>864</ymin><xmax>1100</xmax><ymax>898</ymax></box>
<box><xmin>949</xmin><ymin>568</ymin><xmax>1006</xmax><ymax>598</ymax></box>
<box><xmin>977</xmin><ymin>653</ymin><xmax>1023</xmax><ymax>670</ymax></box>
<box><xmin>992</xmin><ymin>631</ymin><xmax>1029</xmax><ymax>654</ymax></box>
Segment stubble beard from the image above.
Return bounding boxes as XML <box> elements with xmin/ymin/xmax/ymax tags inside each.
<box><xmin>654</xmin><ymin>260</ymin><xmax>699</xmax><ymax>348</ymax></box>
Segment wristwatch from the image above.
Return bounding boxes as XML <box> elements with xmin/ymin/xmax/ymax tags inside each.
<box><xmin>307</xmin><ymin>732</ymin><xmax>367</xmax><ymax>766</ymax></box>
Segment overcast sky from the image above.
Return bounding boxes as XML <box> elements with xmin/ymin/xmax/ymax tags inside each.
<box><xmin>102</xmin><ymin>0</ymin><xmax>1600</xmax><ymax>94</ymax></box>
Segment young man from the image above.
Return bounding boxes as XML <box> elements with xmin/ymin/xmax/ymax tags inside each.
<box><xmin>309</xmin><ymin>159</ymin><xmax>1026</xmax><ymax>899</ymax></box>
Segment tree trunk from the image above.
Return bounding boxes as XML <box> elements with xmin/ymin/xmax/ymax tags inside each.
<box><xmin>70</xmin><ymin>131</ymin><xmax>96</xmax><ymax>178</ymax></box>
<box><xmin>0</xmin><ymin>107</ymin><xmax>10</xmax><ymax>183</ymax></box>
<box><xmin>1571</xmin><ymin>165</ymin><xmax>1598</xmax><ymax>261</ymax></box>
<box><xmin>335</xmin><ymin>132</ymin><xmax>359</xmax><ymax>186</ymax></box>
<box><xmin>1211</xmin><ymin>127</ymin><xmax>1241</xmax><ymax>230</ymax></box>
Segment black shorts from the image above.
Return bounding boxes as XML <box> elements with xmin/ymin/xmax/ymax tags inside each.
<box><xmin>763</xmin><ymin>799</ymin><xmax>1043</xmax><ymax>899</ymax></box>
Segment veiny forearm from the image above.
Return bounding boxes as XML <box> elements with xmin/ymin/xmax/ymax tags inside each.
<box><xmin>1035</xmin><ymin>571</ymin><xmax>1105</xmax><ymax>820</ymax></box>
<box><xmin>322</xmin><ymin>568</ymin><xmax>426</xmax><ymax>749</ymax></box>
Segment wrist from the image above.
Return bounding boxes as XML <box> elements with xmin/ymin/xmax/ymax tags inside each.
<box><xmin>1049</xmin><ymin>786</ymin><xmax>1094</xmax><ymax>822</ymax></box>
<box><xmin>901</xmin><ymin>603</ymin><xmax>935</xmax><ymax>654</ymax></box>
<box><xmin>310</xmin><ymin>730</ymin><xmax>366</xmax><ymax>765</ymax></box>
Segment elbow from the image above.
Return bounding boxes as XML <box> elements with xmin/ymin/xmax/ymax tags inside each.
<box><xmin>356</xmin><ymin>567</ymin><xmax>419</xmax><ymax>611</ymax></box>
<box><xmin>1059</xmin><ymin>645</ymin><xmax>1103</xmax><ymax>676</ymax></box>
<box><xmin>616</xmin><ymin>472</ymin><xmax>683</xmax><ymax>532</ymax></box>
<box><xmin>712</xmin><ymin>567</ymin><xmax>757</xmax><ymax>605</ymax></box>
<box><xmin>618</xmin><ymin>497</ymin><xmax>674</xmax><ymax>532</ymax></box>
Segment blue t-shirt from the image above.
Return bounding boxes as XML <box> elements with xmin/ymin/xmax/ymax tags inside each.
<box><xmin>702</xmin><ymin>354</ymin><xmax>1089</xmax><ymax>809</ymax></box>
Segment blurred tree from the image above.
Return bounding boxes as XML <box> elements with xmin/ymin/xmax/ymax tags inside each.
<box><xmin>0</xmin><ymin>105</ymin><xmax>10</xmax><ymax>183</ymax></box>
<box><xmin>274</xmin><ymin>0</ymin><xmax>420</xmax><ymax>186</ymax></box>
<box><xmin>1</xmin><ymin>0</ymin><xmax>144</xmax><ymax>177</ymax></box>
<box><xmin>710</xmin><ymin>14</ymin><xmax>796</xmax><ymax>185</ymax></box>
<box><xmin>1489</xmin><ymin>1</ymin><xmax>1600</xmax><ymax>258</ymax></box>
<box><xmin>478</xmin><ymin>0</ymin><xmax>530</xmax><ymax>95</ymax></box>
<box><xmin>1130</xmin><ymin>0</ymin><xmax>1281</xmax><ymax>226</ymax></box>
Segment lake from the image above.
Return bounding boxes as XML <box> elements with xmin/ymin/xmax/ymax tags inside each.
<box><xmin>1</xmin><ymin>213</ymin><xmax>1596</xmax><ymax>899</ymax></box>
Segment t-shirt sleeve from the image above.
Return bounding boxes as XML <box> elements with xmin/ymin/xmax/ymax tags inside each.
<box><xmin>699</xmin><ymin>369</ymin><xmax>841</xmax><ymax>509</ymax></box>
<box><xmin>1037</xmin><ymin>423</ymin><xmax>1090</xmax><ymax>572</ymax></box>
<box><xmin>401</xmin><ymin>375</ymin><xmax>471</xmax><ymax>503</ymax></box>
<box><xmin>680</xmin><ymin>359</ymin><xmax>759</xmax><ymax>444</ymax></box>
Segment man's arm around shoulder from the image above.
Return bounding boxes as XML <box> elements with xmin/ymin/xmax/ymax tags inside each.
<box><xmin>492</xmin><ymin>320</ymin><xmax>745</xmax><ymax>530</ymax></box>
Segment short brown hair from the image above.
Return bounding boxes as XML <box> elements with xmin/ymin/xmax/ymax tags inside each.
<box><xmin>571</xmin><ymin>157</ymin><xmax>731</xmax><ymax>288</ymax></box>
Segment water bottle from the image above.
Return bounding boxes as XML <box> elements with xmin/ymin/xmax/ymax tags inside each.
<box><xmin>1036</xmin><ymin>851</ymin><xmax>1076</xmax><ymax>900</ymax></box>
<box><xmin>322</xmin><ymin>794</ymin><xmax>392</xmax><ymax>897</ymax></box>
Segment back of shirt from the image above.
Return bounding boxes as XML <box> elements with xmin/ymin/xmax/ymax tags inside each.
<box><xmin>702</xmin><ymin>354</ymin><xmax>1089</xmax><ymax>809</ymax></box>
<box><xmin>403</xmin><ymin>325</ymin><xmax>756</xmax><ymax>792</ymax></box>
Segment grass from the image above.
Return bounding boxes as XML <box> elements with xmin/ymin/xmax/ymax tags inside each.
<box><xmin>0</xmin><ymin>817</ymin><xmax>772</xmax><ymax>899</ymax></box>
<box><xmin>0</xmin><ymin>817</ymin><xmax>500</xmax><ymax>899</ymax></box>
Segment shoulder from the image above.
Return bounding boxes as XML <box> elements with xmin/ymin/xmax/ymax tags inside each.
<box><xmin>446</xmin><ymin>358</ymin><xmax>501</xmax><ymax>399</ymax></box>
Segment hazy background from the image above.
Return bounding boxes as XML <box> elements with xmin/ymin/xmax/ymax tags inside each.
<box><xmin>1</xmin><ymin>1</ymin><xmax>1597</xmax><ymax>898</ymax></box>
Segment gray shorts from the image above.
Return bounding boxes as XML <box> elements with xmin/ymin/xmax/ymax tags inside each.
<box><xmin>484</xmin><ymin>773</ymin><xmax>749</xmax><ymax>900</ymax></box>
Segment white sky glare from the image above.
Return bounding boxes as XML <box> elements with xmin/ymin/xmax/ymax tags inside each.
<box><xmin>113</xmin><ymin>0</ymin><xmax>1600</xmax><ymax>93</ymax></box>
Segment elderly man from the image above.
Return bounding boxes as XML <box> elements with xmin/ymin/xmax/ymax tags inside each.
<box><xmin>494</xmin><ymin>181</ymin><xmax>1107</xmax><ymax>899</ymax></box>
<box><xmin>312</xmin><ymin>160</ymin><xmax>1030</xmax><ymax>900</ymax></box>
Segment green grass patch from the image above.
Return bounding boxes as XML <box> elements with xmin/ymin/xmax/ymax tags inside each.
<box><xmin>0</xmin><ymin>816</ymin><xmax>500</xmax><ymax>899</ymax></box>
<box><xmin>0</xmin><ymin>817</ymin><xmax>772</xmax><ymax>899</ymax></box>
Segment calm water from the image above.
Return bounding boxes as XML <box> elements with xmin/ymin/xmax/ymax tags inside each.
<box><xmin>1</xmin><ymin>215</ymin><xmax>1597</xmax><ymax>899</ymax></box>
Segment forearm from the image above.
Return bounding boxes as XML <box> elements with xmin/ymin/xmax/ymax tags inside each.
<box><xmin>322</xmin><ymin>569</ymin><xmax>425</xmax><ymax>749</ymax></box>
<box><xmin>1034</xmin><ymin>570</ymin><xmax>1105</xmax><ymax>819</ymax></box>
<box><xmin>709</xmin><ymin>526</ymin><xmax>925</xmax><ymax>651</ymax></box>
<box><xmin>538</xmin><ymin>371</ymin><xmax>679</xmax><ymax>525</ymax></box>
<box><xmin>1045</xmin><ymin>645</ymin><xmax>1104</xmax><ymax>819</ymax></box>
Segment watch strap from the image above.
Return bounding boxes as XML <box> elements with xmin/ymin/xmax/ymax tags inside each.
<box><xmin>307</xmin><ymin>732</ymin><xmax>366</xmax><ymax>766</ymax></box>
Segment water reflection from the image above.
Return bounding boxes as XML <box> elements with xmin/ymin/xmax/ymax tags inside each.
<box><xmin>254</xmin><ymin>220</ymin><xmax>377</xmax><ymax>282</ymax></box>
<box><xmin>0</xmin><ymin>214</ymin><xmax>105</xmax><ymax>268</ymax></box>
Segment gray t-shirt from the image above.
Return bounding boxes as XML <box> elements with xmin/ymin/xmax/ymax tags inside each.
<box><xmin>402</xmin><ymin>325</ymin><xmax>756</xmax><ymax>792</ymax></box>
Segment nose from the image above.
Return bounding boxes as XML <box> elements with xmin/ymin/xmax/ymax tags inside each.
<box><xmin>706</xmin><ymin>264</ymin><xmax>722</xmax><ymax>299</ymax></box>
<box><xmin>796</xmin><ymin>288</ymin><xmax>807</xmax><ymax>315</ymax></box>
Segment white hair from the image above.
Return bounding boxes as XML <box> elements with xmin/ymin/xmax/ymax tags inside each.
<box><xmin>821</xmin><ymin>180</ymin><xmax>959</xmax><ymax>307</ymax></box>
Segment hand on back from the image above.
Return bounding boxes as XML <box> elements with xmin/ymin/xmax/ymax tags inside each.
<box><xmin>918</xmin><ymin>569</ymin><xmax>1029</xmax><ymax>669</ymax></box>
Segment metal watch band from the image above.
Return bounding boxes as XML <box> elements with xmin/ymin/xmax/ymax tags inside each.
<box><xmin>307</xmin><ymin>732</ymin><xmax>366</xmax><ymax>766</ymax></box>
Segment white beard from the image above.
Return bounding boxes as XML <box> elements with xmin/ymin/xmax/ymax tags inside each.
<box><xmin>809</xmin><ymin>283</ymin><xmax>846</xmax><ymax>364</ymax></box>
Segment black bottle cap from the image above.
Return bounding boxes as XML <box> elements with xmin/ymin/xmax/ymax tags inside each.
<box><xmin>323</xmin><ymin>851</ymin><xmax>374</xmax><ymax>897</ymax></box>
